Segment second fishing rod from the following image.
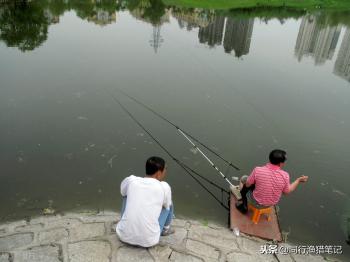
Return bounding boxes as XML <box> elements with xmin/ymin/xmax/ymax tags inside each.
<box><xmin>114</xmin><ymin>88</ymin><xmax>240</xmax><ymax>189</ymax></box>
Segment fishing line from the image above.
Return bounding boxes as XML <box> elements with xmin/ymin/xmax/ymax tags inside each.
<box><xmin>114</xmin><ymin>88</ymin><xmax>239</xmax><ymax>190</ymax></box>
<box><xmin>109</xmin><ymin>92</ymin><xmax>229</xmax><ymax>210</ymax></box>
<box><xmin>115</xmin><ymin>88</ymin><xmax>240</xmax><ymax>171</ymax></box>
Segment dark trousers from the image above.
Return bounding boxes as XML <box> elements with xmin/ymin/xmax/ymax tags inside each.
<box><xmin>239</xmin><ymin>184</ymin><xmax>255</xmax><ymax>209</ymax></box>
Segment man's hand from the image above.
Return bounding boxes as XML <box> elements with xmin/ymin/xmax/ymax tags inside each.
<box><xmin>298</xmin><ymin>176</ymin><xmax>308</xmax><ymax>183</ymax></box>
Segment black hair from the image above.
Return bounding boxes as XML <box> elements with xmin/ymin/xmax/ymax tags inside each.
<box><xmin>146</xmin><ymin>156</ymin><xmax>165</xmax><ymax>175</ymax></box>
<box><xmin>269</xmin><ymin>149</ymin><xmax>287</xmax><ymax>165</ymax></box>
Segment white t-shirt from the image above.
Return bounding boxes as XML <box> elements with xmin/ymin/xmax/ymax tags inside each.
<box><xmin>116</xmin><ymin>175</ymin><xmax>172</xmax><ymax>247</ymax></box>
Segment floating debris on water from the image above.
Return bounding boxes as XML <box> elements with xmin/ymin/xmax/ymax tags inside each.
<box><xmin>313</xmin><ymin>150</ymin><xmax>321</xmax><ymax>154</ymax></box>
<box><xmin>211</xmin><ymin>146</ymin><xmax>219</xmax><ymax>151</ymax></box>
<box><xmin>131</xmin><ymin>147</ymin><xmax>137</xmax><ymax>150</ymax></box>
<box><xmin>190</xmin><ymin>148</ymin><xmax>198</xmax><ymax>154</ymax></box>
<box><xmin>78</xmin><ymin>181</ymin><xmax>83</xmax><ymax>185</ymax></box>
<box><xmin>98</xmin><ymin>189</ymin><xmax>102</xmax><ymax>193</ymax></box>
<box><xmin>108</xmin><ymin>155</ymin><xmax>117</xmax><ymax>168</ymax></box>
<box><xmin>136</xmin><ymin>133</ymin><xmax>144</xmax><ymax>137</ymax></box>
<box><xmin>320</xmin><ymin>205</ymin><xmax>325</xmax><ymax>209</ymax></box>
<box><xmin>64</xmin><ymin>153</ymin><xmax>74</xmax><ymax>160</ymax></box>
<box><xmin>332</xmin><ymin>189</ymin><xmax>347</xmax><ymax>197</ymax></box>
<box><xmin>17</xmin><ymin>198</ymin><xmax>28</xmax><ymax>207</ymax></box>
<box><xmin>89</xmin><ymin>143</ymin><xmax>95</xmax><ymax>147</ymax></box>
<box><xmin>43</xmin><ymin>208</ymin><xmax>55</xmax><ymax>215</ymax></box>
<box><xmin>74</xmin><ymin>92</ymin><xmax>84</xmax><ymax>99</ymax></box>
<box><xmin>320</xmin><ymin>182</ymin><xmax>328</xmax><ymax>186</ymax></box>
<box><xmin>77</xmin><ymin>116</ymin><xmax>88</xmax><ymax>121</ymax></box>
<box><xmin>232</xmin><ymin>176</ymin><xmax>239</xmax><ymax>181</ymax></box>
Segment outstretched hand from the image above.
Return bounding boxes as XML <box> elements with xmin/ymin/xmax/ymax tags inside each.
<box><xmin>298</xmin><ymin>175</ymin><xmax>309</xmax><ymax>183</ymax></box>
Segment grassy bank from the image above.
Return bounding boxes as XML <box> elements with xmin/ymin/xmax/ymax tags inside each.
<box><xmin>163</xmin><ymin>0</ymin><xmax>350</xmax><ymax>10</ymax></box>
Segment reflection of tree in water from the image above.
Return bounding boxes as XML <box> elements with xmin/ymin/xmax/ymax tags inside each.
<box><xmin>172</xmin><ymin>8</ymin><xmax>214</xmax><ymax>30</ymax></box>
<box><xmin>128</xmin><ymin>0</ymin><xmax>167</xmax><ymax>25</ymax></box>
<box><xmin>70</xmin><ymin>0</ymin><xmax>118</xmax><ymax>25</ymax></box>
<box><xmin>1</xmin><ymin>0</ymin><xmax>349</xmax><ymax>55</ymax></box>
<box><xmin>0</xmin><ymin>1</ymin><xmax>49</xmax><ymax>52</ymax></box>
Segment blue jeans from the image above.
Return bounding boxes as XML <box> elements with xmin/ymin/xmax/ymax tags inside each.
<box><xmin>121</xmin><ymin>197</ymin><xmax>174</xmax><ymax>233</ymax></box>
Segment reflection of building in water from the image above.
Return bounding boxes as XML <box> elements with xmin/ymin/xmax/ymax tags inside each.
<box><xmin>223</xmin><ymin>18</ymin><xmax>254</xmax><ymax>57</ymax></box>
<box><xmin>334</xmin><ymin>28</ymin><xmax>350</xmax><ymax>82</ymax></box>
<box><xmin>295</xmin><ymin>15</ymin><xmax>341</xmax><ymax>65</ymax></box>
<box><xmin>198</xmin><ymin>16</ymin><xmax>225</xmax><ymax>47</ymax></box>
<box><xmin>195</xmin><ymin>15</ymin><xmax>254</xmax><ymax>57</ymax></box>
<box><xmin>87</xmin><ymin>9</ymin><xmax>117</xmax><ymax>26</ymax></box>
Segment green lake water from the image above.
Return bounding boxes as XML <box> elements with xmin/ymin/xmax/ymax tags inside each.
<box><xmin>0</xmin><ymin>0</ymin><xmax>349</xmax><ymax>259</ymax></box>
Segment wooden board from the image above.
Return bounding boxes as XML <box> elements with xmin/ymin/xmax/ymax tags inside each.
<box><xmin>230</xmin><ymin>193</ymin><xmax>282</xmax><ymax>241</ymax></box>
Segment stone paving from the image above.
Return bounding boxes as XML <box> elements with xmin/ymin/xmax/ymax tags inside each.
<box><xmin>0</xmin><ymin>211</ymin><xmax>338</xmax><ymax>262</ymax></box>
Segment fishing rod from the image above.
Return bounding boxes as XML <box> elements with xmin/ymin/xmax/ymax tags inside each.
<box><xmin>114</xmin><ymin>88</ymin><xmax>240</xmax><ymax>189</ymax></box>
<box><xmin>109</xmin><ymin>92</ymin><xmax>230</xmax><ymax>210</ymax></box>
<box><xmin>115</xmin><ymin>88</ymin><xmax>240</xmax><ymax>171</ymax></box>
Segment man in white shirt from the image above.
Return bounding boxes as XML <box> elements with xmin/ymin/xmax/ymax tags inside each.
<box><xmin>116</xmin><ymin>156</ymin><xmax>174</xmax><ymax>247</ymax></box>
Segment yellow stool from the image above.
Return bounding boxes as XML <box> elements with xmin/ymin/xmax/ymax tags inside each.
<box><xmin>247</xmin><ymin>203</ymin><xmax>272</xmax><ymax>224</ymax></box>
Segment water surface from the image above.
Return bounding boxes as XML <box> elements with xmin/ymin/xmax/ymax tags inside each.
<box><xmin>0</xmin><ymin>0</ymin><xmax>350</xmax><ymax>259</ymax></box>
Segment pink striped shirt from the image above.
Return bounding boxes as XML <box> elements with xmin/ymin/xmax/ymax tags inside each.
<box><xmin>247</xmin><ymin>163</ymin><xmax>290</xmax><ymax>206</ymax></box>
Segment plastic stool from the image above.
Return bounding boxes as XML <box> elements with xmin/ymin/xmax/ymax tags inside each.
<box><xmin>247</xmin><ymin>203</ymin><xmax>272</xmax><ymax>224</ymax></box>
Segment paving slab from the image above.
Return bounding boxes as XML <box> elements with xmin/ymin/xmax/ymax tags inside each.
<box><xmin>2</xmin><ymin>221</ymin><xmax>27</xmax><ymax>234</ymax></box>
<box><xmin>0</xmin><ymin>233</ymin><xmax>33</xmax><ymax>251</ymax></box>
<box><xmin>0</xmin><ymin>253</ymin><xmax>10</xmax><ymax>262</ymax></box>
<box><xmin>29</xmin><ymin>216</ymin><xmax>62</xmax><ymax>226</ymax></box>
<box><xmin>37</xmin><ymin>228</ymin><xmax>68</xmax><ymax>244</ymax></box>
<box><xmin>149</xmin><ymin>245</ymin><xmax>173</xmax><ymax>261</ymax></box>
<box><xmin>226</xmin><ymin>252</ymin><xmax>256</xmax><ymax>262</ymax></box>
<box><xmin>160</xmin><ymin>227</ymin><xmax>187</xmax><ymax>247</ymax></box>
<box><xmin>115</xmin><ymin>246</ymin><xmax>154</xmax><ymax>262</ymax></box>
<box><xmin>68</xmin><ymin>240</ymin><xmax>111</xmax><ymax>262</ymax></box>
<box><xmin>169</xmin><ymin>251</ymin><xmax>204</xmax><ymax>262</ymax></box>
<box><xmin>69</xmin><ymin>223</ymin><xmax>105</xmax><ymax>241</ymax></box>
<box><xmin>15</xmin><ymin>223</ymin><xmax>44</xmax><ymax>233</ymax></box>
<box><xmin>186</xmin><ymin>239</ymin><xmax>220</xmax><ymax>260</ymax></box>
<box><xmin>236</xmin><ymin>237</ymin><xmax>267</xmax><ymax>255</ymax></box>
<box><xmin>0</xmin><ymin>212</ymin><xmax>336</xmax><ymax>262</ymax></box>
<box><xmin>171</xmin><ymin>219</ymin><xmax>188</xmax><ymax>228</ymax></box>
<box><xmin>45</xmin><ymin>218</ymin><xmax>82</xmax><ymax>229</ymax></box>
<box><xmin>189</xmin><ymin>224</ymin><xmax>238</xmax><ymax>241</ymax></box>
<box><xmin>13</xmin><ymin>244</ymin><xmax>61</xmax><ymax>262</ymax></box>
